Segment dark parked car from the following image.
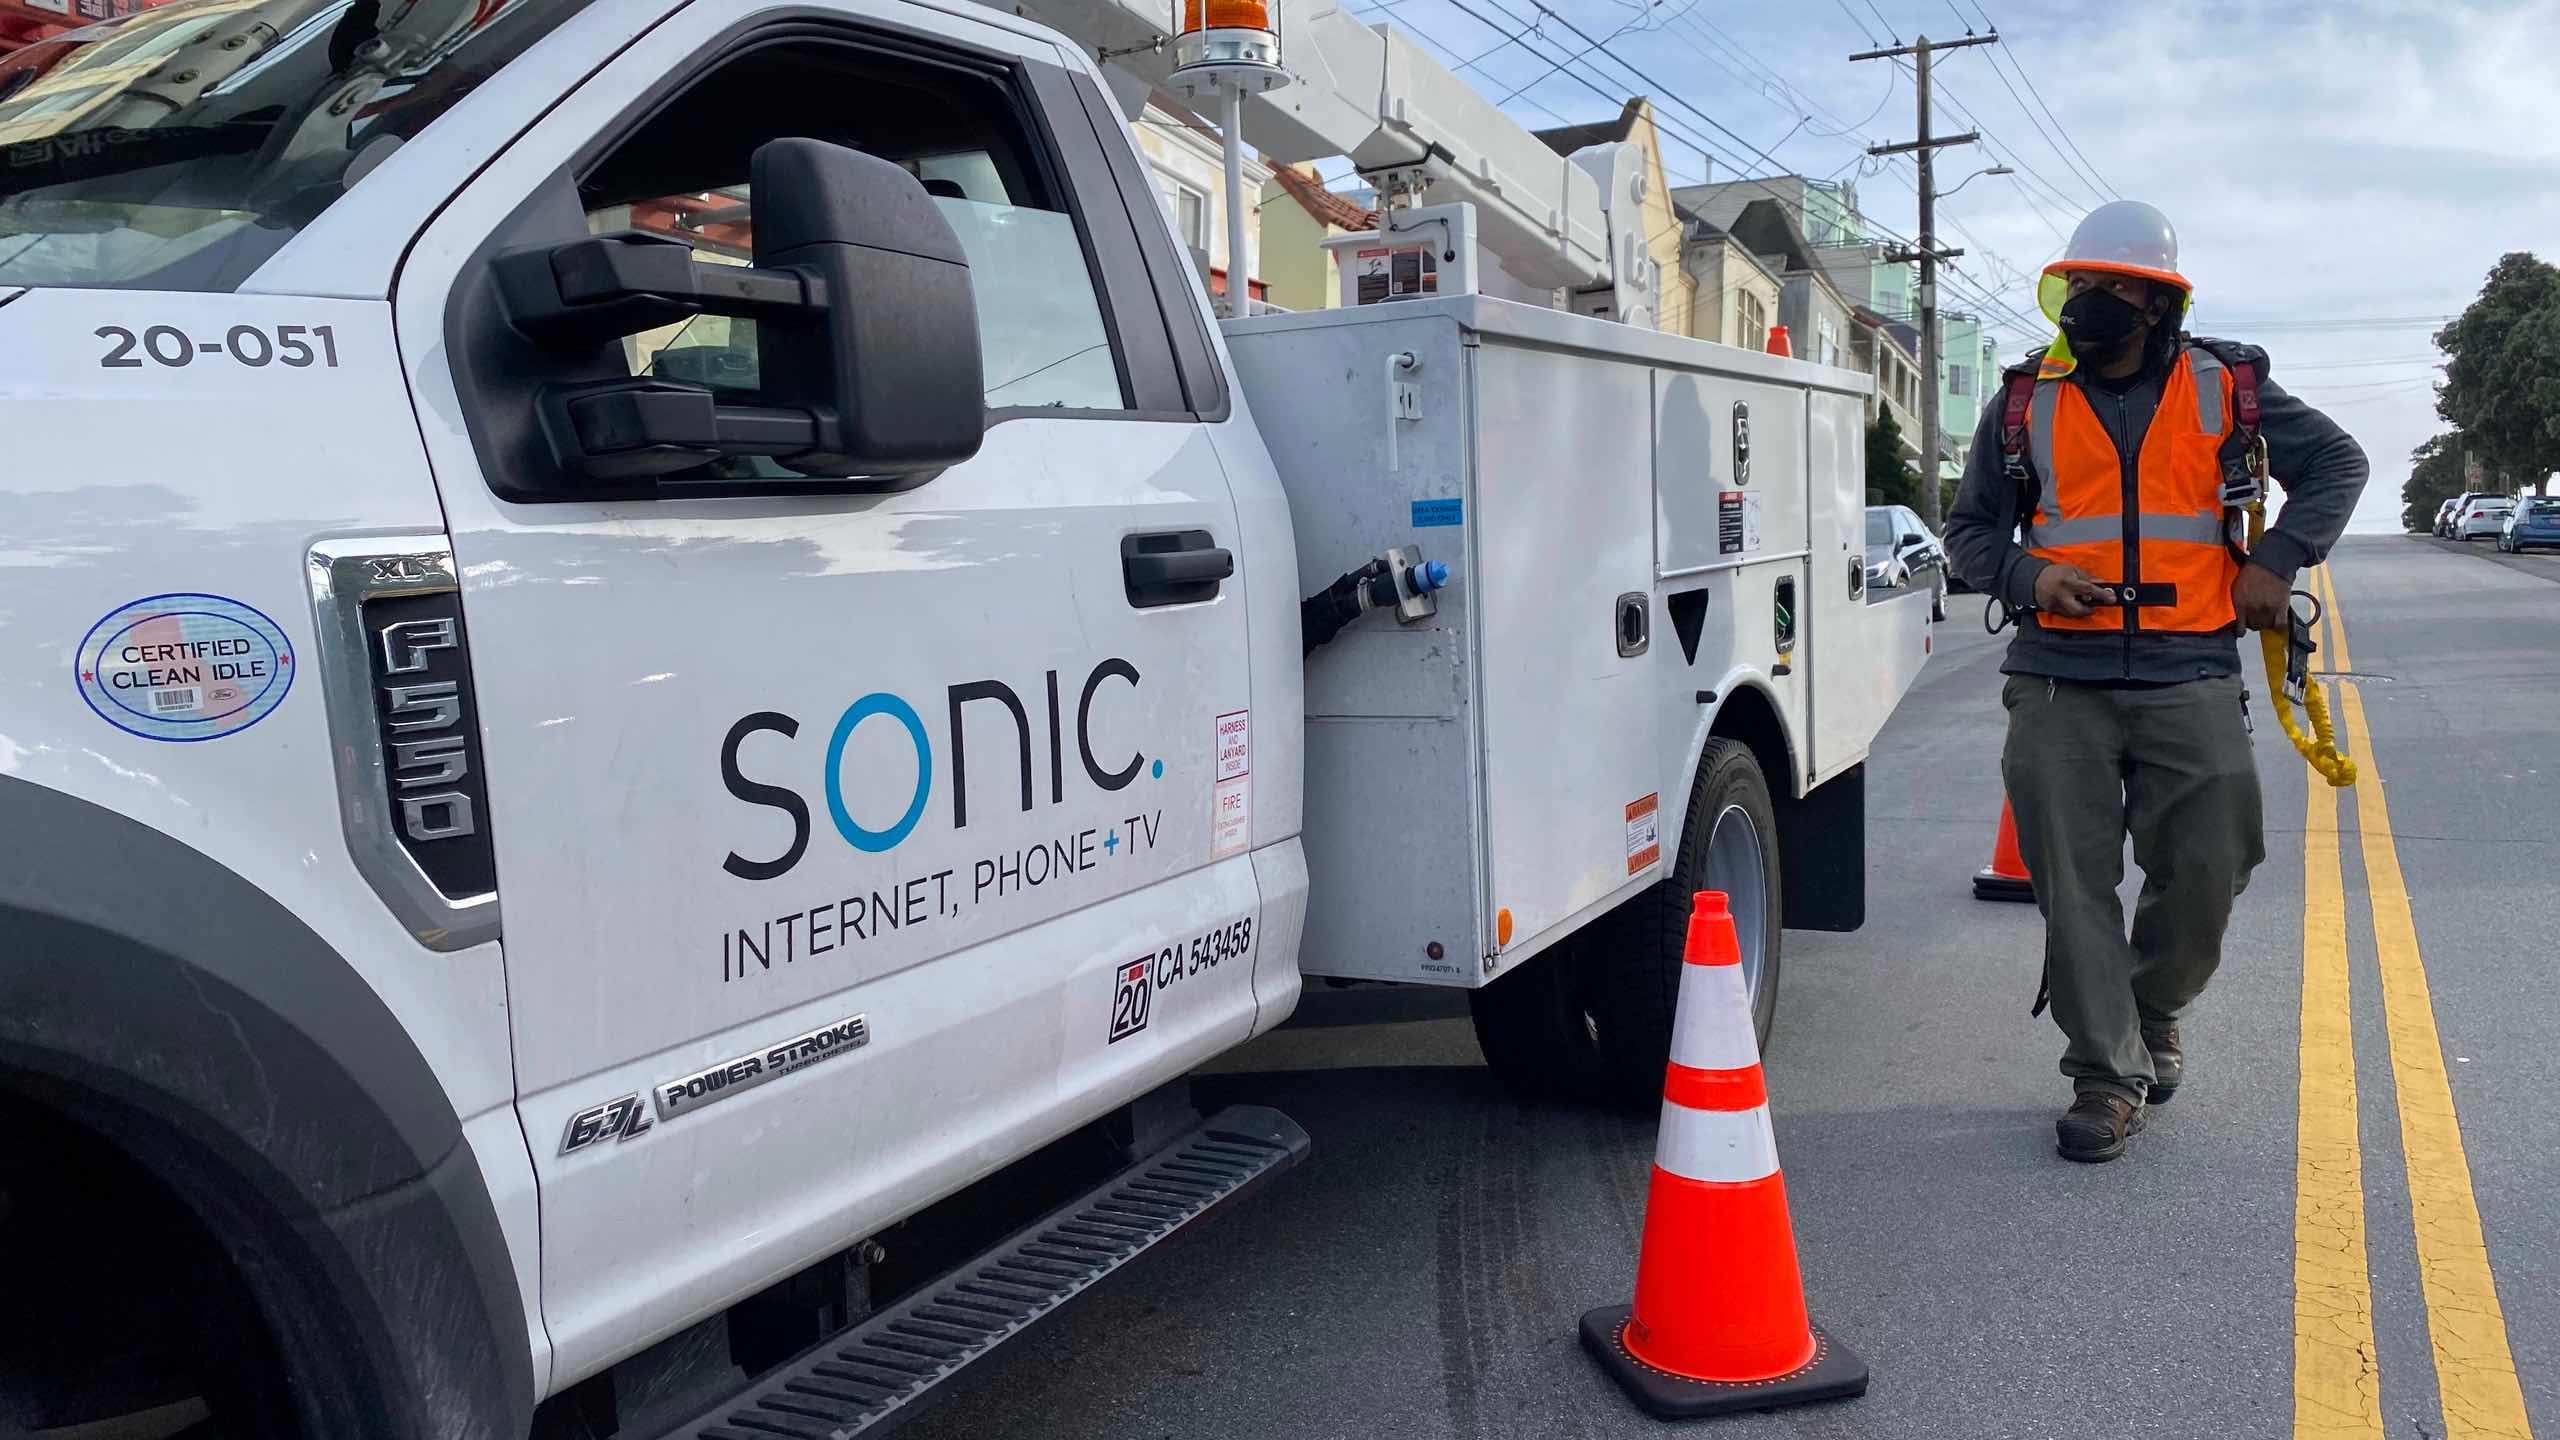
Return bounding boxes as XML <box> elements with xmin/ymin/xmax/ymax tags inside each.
<box><xmin>1866</xmin><ymin>504</ymin><xmax>1947</xmax><ymax>621</ymax></box>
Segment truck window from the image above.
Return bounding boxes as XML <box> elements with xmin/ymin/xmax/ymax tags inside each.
<box><xmin>582</xmin><ymin>40</ymin><xmax>1128</xmax><ymax>414</ymax></box>
<box><xmin>0</xmin><ymin>0</ymin><xmax>585</xmax><ymax>291</ymax></box>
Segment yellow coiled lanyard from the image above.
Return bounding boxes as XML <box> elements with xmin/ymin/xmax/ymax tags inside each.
<box><xmin>2239</xmin><ymin>435</ymin><xmax>2356</xmax><ymax>788</ymax></box>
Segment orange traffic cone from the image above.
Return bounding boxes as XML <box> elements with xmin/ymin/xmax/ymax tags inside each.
<box><xmin>1973</xmin><ymin>797</ymin><xmax>2036</xmax><ymax>903</ymax></box>
<box><xmin>1580</xmin><ymin>892</ymin><xmax>1869</xmax><ymax>1419</ymax></box>
<box><xmin>1765</xmin><ymin>324</ymin><xmax>1792</xmax><ymax>357</ymax></box>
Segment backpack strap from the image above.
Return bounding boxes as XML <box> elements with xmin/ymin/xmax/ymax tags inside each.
<box><xmin>2190</xmin><ymin>336</ymin><xmax>2269</xmax><ymax>508</ymax></box>
<box><xmin>1998</xmin><ymin>366</ymin><xmax>2037</xmax><ymax>490</ymax></box>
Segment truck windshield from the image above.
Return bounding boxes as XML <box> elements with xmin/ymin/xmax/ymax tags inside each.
<box><xmin>0</xmin><ymin>0</ymin><xmax>583</xmax><ymax>291</ymax></box>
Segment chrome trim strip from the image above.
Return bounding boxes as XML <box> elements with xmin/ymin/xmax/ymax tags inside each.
<box><xmin>306</xmin><ymin>535</ymin><xmax>500</xmax><ymax>951</ymax></box>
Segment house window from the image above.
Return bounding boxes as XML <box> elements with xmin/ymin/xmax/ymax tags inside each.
<box><xmin>1738</xmin><ymin>290</ymin><xmax>1768</xmax><ymax>351</ymax></box>
<box><xmin>1949</xmin><ymin>364</ymin><xmax>1971</xmax><ymax>397</ymax></box>
<box><xmin>1817</xmin><ymin>315</ymin><xmax>1839</xmax><ymax>367</ymax></box>
<box><xmin>1163</xmin><ymin>181</ymin><xmax>1209</xmax><ymax>252</ymax></box>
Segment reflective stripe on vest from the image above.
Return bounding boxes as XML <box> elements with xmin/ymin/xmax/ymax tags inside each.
<box><xmin>2022</xmin><ymin>347</ymin><xmax>2242</xmax><ymax>633</ymax></box>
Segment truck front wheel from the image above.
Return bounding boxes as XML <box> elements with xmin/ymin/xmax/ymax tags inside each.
<box><xmin>1467</xmin><ymin>738</ymin><xmax>1782</xmax><ymax>1106</ymax></box>
<box><xmin>0</xmin><ymin>1097</ymin><xmax>295</xmax><ymax>1439</ymax></box>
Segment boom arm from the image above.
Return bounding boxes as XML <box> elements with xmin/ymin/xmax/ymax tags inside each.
<box><xmin>1021</xmin><ymin>0</ymin><xmax>1639</xmax><ymax>299</ymax></box>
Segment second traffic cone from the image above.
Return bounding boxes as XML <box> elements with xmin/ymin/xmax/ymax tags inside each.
<box><xmin>1972</xmin><ymin>797</ymin><xmax>2035</xmax><ymax>903</ymax></box>
<box><xmin>1764</xmin><ymin>324</ymin><xmax>1792</xmax><ymax>357</ymax></box>
<box><xmin>1580</xmin><ymin>892</ymin><xmax>1868</xmax><ymax>1420</ymax></box>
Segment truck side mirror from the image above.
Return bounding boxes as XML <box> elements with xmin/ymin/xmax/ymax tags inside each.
<box><xmin>751</xmin><ymin>137</ymin><xmax>984</xmax><ymax>476</ymax></box>
<box><xmin>495</xmin><ymin>137</ymin><xmax>984</xmax><ymax>489</ymax></box>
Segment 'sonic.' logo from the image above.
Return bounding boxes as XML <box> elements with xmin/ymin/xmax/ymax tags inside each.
<box><xmin>721</xmin><ymin>658</ymin><xmax>1151</xmax><ymax>881</ymax></box>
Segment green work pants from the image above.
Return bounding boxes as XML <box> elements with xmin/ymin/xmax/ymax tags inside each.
<box><xmin>2000</xmin><ymin>674</ymin><xmax>2266</xmax><ymax>1103</ymax></box>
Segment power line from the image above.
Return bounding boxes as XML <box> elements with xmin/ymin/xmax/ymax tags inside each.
<box><xmin>1968</xmin><ymin>5</ymin><xmax>2117</xmax><ymax>199</ymax></box>
<box><xmin>2278</xmin><ymin>355</ymin><xmax>2444</xmax><ymax>371</ymax></box>
<box><xmin>1897</xmin><ymin>59</ymin><xmax>2098</xmax><ymax>217</ymax></box>
<box><xmin>1831</xmin><ymin>0</ymin><xmax>1882</xmax><ymax>46</ymax></box>
<box><xmin>1860</xmin><ymin>0</ymin><xmax>1901</xmax><ymax>45</ymax></box>
<box><xmin>2204</xmin><ymin>314</ymin><xmax>2456</xmax><ymax>332</ymax></box>
<box><xmin>1958</xmin><ymin>47</ymin><xmax>2110</xmax><ymax>204</ymax></box>
<box><xmin>1389</xmin><ymin>0</ymin><xmax>2052</xmax><ymax>347</ymax></box>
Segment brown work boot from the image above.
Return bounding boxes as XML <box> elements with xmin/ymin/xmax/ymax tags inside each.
<box><xmin>2055</xmin><ymin>1089</ymin><xmax>2145</xmax><ymax>1163</ymax></box>
<box><xmin>2145</xmin><ymin>1024</ymin><xmax>2183</xmax><ymax>1106</ymax></box>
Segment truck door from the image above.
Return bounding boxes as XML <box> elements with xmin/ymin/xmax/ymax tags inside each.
<box><xmin>388</xmin><ymin>5</ymin><xmax>1262</xmax><ymax>1382</ymax></box>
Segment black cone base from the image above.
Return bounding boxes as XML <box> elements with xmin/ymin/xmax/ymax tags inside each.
<box><xmin>1973</xmin><ymin>868</ymin><xmax>2036</xmax><ymax>903</ymax></box>
<box><xmin>1579</xmin><ymin>1306</ymin><xmax>1869</xmax><ymax>1420</ymax></box>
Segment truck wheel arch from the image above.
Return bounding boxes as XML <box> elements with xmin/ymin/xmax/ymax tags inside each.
<box><xmin>1694</xmin><ymin>680</ymin><xmax>1864</xmax><ymax>933</ymax></box>
<box><xmin>0</xmin><ymin>775</ymin><xmax>532</xmax><ymax>1440</ymax></box>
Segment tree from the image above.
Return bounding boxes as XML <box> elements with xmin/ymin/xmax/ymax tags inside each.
<box><xmin>1866</xmin><ymin>409</ymin><xmax>1924</xmax><ymax>511</ymax></box>
<box><xmin>2401</xmin><ymin>431</ymin><xmax>2468</xmax><ymax>532</ymax></box>
<box><xmin>2435</xmin><ymin>253</ymin><xmax>2560</xmax><ymax>490</ymax></box>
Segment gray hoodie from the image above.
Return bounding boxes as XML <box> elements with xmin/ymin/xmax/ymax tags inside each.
<box><xmin>1941</xmin><ymin>338</ymin><xmax>2369</xmax><ymax>683</ymax></box>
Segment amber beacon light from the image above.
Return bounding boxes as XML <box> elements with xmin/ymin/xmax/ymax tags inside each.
<box><xmin>1167</xmin><ymin>0</ymin><xmax>1291</xmax><ymax>319</ymax></box>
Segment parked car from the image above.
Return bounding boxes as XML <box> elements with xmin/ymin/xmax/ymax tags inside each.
<box><xmin>2441</xmin><ymin>491</ymin><xmax>2496</xmax><ymax>537</ymax></box>
<box><xmin>2500</xmin><ymin>496</ymin><xmax>2560</xmax><ymax>552</ymax></box>
<box><xmin>2459</xmin><ymin>496</ymin><xmax>2517</xmax><ymax>540</ymax></box>
<box><xmin>1866</xmin><ymin>504</ymin><xmax>1948</xmax><ymax>620</ymax></box>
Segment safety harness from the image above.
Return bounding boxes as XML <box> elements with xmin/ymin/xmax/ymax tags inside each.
<box><xmin>1994</xmin><ymin>343</ymin><xmax>2356</xmax><ymax>789</ymax></box>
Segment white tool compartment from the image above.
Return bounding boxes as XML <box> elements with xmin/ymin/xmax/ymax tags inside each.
<box><xmin>1226</xmin><ymin>296</ymin><xmax>1921</xmax><ymax>987</ymax></box>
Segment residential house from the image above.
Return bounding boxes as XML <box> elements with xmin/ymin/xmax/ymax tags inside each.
<box><xmin>1677</xmin><ymin>174</ymin><xmax>1863</xmax><ymax>249</ymax></box>
<box><xmin>1691</xmin><ymin>195</ymin><xmax>1830</xmax><ymax>359</ymax></box>
<box><xmin>1132</xmin><ymin>93</ymin><xmax>1272</xmax><ymax>306</ymax></box>
<box><xmin>1677</xmin><ymin>190</ymin><xmax>1919</xmax><ymax>464</ymax></box>
<box><xmin>1679</xmin><ymin>211</ymin><xmax>1781</xmax><ymax>351</ymax></box>
<box><xmin>1534</xmin><ymin>98</ymin><xmax>1696</xmax><ymax>336</ymax></box>
<box><xmin>1256</xmin><ymin>161</ymin><xmax>1378</xmax><ymax>313</ymax></box>
<box><xmin>1936</xmin><ymin>309</ymin><xmax>1988</xmax><ymax>484</ymax></box>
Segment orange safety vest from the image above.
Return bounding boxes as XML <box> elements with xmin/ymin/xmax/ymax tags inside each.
<box><xmin>2018</xmin><ymin>345</ymin><xmax>2242</xmax><ymax>633</ymax></box>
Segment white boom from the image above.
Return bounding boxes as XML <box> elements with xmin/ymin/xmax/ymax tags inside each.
<box><xmin>1019</xmin><ymin>0</ymin><xmax>1657</xmax><ymax>314</ymax></box>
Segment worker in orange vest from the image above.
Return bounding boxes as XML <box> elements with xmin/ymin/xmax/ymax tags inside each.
<box><xmin>1942</xmin><ymin>201</ymin><xmax>2368</xmax><ymax>1162</ymax></box>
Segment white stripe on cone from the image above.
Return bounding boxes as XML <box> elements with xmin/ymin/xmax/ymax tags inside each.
<box><xmin>1654</xmin><ymin>1100</ymin><xmax>1781</xmax><ymax>1184</ymax></box>
<box><xmin>1669</xmin><ymin>961</ymin><xmax>1761</xmax><ymax>1071</ymax></box>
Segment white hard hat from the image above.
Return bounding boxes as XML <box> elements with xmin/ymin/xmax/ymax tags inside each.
<box><xmin>2039</xmin><ymin>200</ymin><xmax>2191</xmax><ymax>322</ymax></box>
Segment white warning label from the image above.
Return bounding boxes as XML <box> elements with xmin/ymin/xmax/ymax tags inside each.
<box><xmin>1216</xmin><ymin>709</ymin><xmax>1250</xmax><ymax>782</ymax></box>
<box><xmin>1212</xmin><ymin>776</ymin><xmax>1251</xmax><ymax>858</ymax></box>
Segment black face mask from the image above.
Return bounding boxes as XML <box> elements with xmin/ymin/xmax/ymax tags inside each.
<box><xmin>2059</xmin><ymin>288</ymin><xmax>2151</xmax><ymax>364</ymax></box>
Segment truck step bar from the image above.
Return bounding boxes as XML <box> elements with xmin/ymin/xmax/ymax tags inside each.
<box><xmin>655</xmin><ymin>1105</ymin><xmax>1310</xmax><ymax>1439</ymax></box>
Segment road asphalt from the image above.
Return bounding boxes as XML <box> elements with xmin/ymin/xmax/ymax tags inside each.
<box><xmin>902</xmin><ymin>534</ymin><xmax>2556</xmax><ymax>1440</ymax></box>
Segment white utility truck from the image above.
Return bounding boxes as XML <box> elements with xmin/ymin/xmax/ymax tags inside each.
<box><xmin>0</xmin><ymin>0</ymin><xmax>1925</xmax><ymax>1429</ymax></box>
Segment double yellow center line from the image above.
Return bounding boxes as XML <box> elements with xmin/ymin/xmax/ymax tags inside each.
<box><xmin>2292</xmin><ymin>564</ymin><xmax>2534</xmax><ymax>1439</ymax></box>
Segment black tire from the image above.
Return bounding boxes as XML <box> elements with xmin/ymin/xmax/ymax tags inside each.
<box><xmin>0</xmin><ymin>1100</ymin><xmax>294</xmax><ymax>1438</ymax></box>
<box><xmin>1467</xmin><ymin>929</ymin><xmax>1614</xmax><ymax>1103</ymax></box>
<box><xmin>1467</xmin><ymin>739</ymin><xmax>1782</xmax><ymax>1107</ymax></box>
<box><xmin>1931</xmin><ymin>578</ymin><xmax>1948</xmax><ymax>622</ymax></box>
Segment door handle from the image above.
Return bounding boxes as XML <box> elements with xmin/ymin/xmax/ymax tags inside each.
<box><xmin>1122</xmin><ymin>530</ymin><xmax>1233</xmax><ymax>608</ymax></box>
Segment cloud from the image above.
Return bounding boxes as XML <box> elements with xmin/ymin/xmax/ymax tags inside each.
<box><xmin>1371</xmin><ymin>0</ymin><xmax>2560</xmax><ymax>526</ymax></box>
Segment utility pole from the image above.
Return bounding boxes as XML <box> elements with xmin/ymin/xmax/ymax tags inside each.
<box><xmin>1853</xmin><ymin>30</ymin><xmax>1996</xmax><ymax>530</ymax></box>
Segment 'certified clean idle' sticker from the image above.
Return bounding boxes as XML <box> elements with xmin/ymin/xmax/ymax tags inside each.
<box><xmin>76</xmin><ymin>592</ymin><xmax>294</xmax><ymax>742</ymax></box>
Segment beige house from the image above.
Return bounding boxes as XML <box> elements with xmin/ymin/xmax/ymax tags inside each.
<box><xmin>1534</xmin><ymin>98</ymin><xmax>1696</xmax><ymax>336</ymax></box>
<box><xmin>1680</xmin><ymin>217</ymin><xmax>1782</xmax><ymax>352</ymax></box>
<box><xmin>1131</xmin><ymin>93</ymin><xmax>1272</xmax><ymax>307</ymax></box>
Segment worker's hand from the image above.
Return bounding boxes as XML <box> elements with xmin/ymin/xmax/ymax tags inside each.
<box><xmin>2233</xmin><ymin>562</ymin><xmax>2292</xmax><ymax>632</ymax></box>
<box><xmin>2032</xmin><ymin>562</ymin><xmax>2109</xmax><ymax>618</ymax></box>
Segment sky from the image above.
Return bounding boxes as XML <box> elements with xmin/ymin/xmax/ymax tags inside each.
<box><xmin>1319</xmin><ymin>0</ymin><xmax>2560</xmax><ymax>532</ymax></box>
